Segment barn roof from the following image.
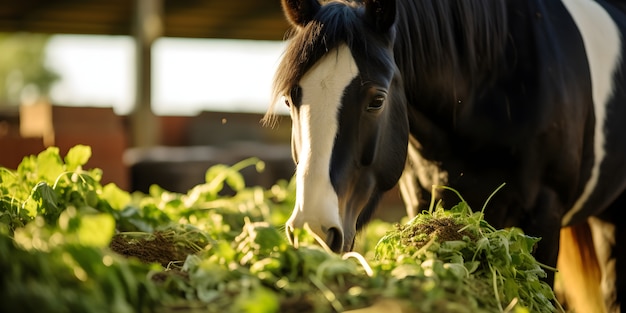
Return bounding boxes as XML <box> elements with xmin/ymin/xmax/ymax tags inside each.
<box><xmin>0</xmin><ymin>0</ymin><xmax>290</xmax><ymax>41</ymax></box>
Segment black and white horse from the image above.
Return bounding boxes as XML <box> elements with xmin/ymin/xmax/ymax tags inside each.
<box><xmin>265</xmin><ymin>0</ymin><xmax>626</xmax><ymax>311</ymax></box>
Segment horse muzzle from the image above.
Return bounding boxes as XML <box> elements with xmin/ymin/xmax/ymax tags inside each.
<box><xmin>285</xmin><ymin>210</ymin><xmax>347</xmax><ymax>253</ymax></box>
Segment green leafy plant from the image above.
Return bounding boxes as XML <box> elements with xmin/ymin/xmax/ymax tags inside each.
<box><xmin>0</xmin><ymin>146</ymin><xmax>163</xmax><ymax>313</ymax></box>
<box><xmin>0</xmin><ymin>145</ymin><xmax>563</xmax><ymax>313</ymax></box>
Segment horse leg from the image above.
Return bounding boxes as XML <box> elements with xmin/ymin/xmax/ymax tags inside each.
<box><xmin>613</xmin><ymin>212</ymin><xmax>626</xmax><ymax>312</ymax></box>
<box><xmin>590</xmin><ymin>190</ymin><xmax>626</xmax><ymax>312</ymax></box>
<box><xmin>558</xmin><ymin>190</ymin><xmax>626</xmax><ymax>313</ymax></box>
<box><xmin>588</xmin><ymin>216</ymin><xmax>620</xmax><ymax>312</ymax></box>
<box><xmin>616</xmin><ymin>215</ymin><xmax>626</xmax><ymax>313</ymax></box>
<box><xmin>557</xmin><ymin>221</ymin><xmax>604</xmax><ymax>312</ymax></box>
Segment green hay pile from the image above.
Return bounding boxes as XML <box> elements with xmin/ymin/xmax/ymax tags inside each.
<box><xmin>0</xmin><ymin>146</ymin><xmax>562</xmax><ymax>312</ymax></box>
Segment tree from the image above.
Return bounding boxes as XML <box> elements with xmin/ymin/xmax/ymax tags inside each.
<box><xmin>0</xmin><ymin>33</ymin><xmax>59</xmax><ymax>106</ymax></box>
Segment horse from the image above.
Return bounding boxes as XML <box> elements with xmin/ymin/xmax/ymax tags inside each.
<box><xmin>264</xmin><ymin>0</ymin><xmax>626</xmax><ymax>311</ymax></box>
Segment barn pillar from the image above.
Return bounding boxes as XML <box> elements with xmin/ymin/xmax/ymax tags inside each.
<box><xmin>130</xmin><ymin>0</ymin><xmax>163</xmax><ymax>147</ymax></box>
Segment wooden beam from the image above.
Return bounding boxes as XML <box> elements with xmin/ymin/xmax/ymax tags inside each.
<box><xmin>0</xmin><ymin>0</ymin><xmax>288</xmax><ymax>41</ymax></box>
<box><xmin>130</xmin><ymin>0</ymin><xmax>162</xmax><ymax>147</ymax></box>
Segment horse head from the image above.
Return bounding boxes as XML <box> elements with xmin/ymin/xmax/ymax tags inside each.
<box><xmin>269</xmin><ymin>0</ymin><xmax>408</xmax><ymax>252</ymax></box>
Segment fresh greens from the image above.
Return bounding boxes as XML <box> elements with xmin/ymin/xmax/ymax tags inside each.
<box><xmin>374</xmin><ymin>200</ymin><xmax>559</xmax><ymax>313</ymax></box>
<box><xmin>0</xmin><ymin>146</ymin><xmax>162</xmax><ymax>313</ymax></box>
<box><xmin>0</xmin><ymin>145</ymin><xmax>562</xmax><ymax>312</ymax></box>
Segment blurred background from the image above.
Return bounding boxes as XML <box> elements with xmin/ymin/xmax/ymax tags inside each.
<box><xmin>0</xmin><ymin>0</ymin><xmax>403</xmax><ymax>217</ymax></box>
<box><xmin>0</xmin><ymin>0</ymin><xmax>295</xmax><ymax>193</ymax></box>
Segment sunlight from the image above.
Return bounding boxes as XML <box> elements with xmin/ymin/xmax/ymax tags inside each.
<box><xmin>45</xmin><ymin>35</ymin><xmax>286</xmax><ymax>115</ymax></box>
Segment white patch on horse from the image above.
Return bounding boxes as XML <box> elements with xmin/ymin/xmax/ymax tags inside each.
<box><xmin>286</xmin><ymin>44</ymin><xmax>359</xmax><ymax>239</ymax></box>
<box><xmin>561</xmin><ymin>0</ymin><xmax>622</xmax><ymax>226</ymax></box>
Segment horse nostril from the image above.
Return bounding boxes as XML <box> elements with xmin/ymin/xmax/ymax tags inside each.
<box><xmin>326</xmin><ymin>227</ymin><xmax>344</xmax><ymax>253</ymax></box>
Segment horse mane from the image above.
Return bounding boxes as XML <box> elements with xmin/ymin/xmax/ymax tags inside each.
<box><xmin>263</xmin><ymin>0</ymin><xmax>509</xmax><ymax>125</ymax></box>
<box><xmin>264</xmin><ymin>1</ymin><xmax>367</xmax><ymax>126</ymax></box>
<box><xmin>394</xmin><ymin>0</ymin><xmax>508</xmax><ymax>105</ymax></box>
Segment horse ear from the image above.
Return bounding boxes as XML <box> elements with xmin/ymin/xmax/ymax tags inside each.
<box><xmin>364</xmin><ymin>0</ymin><xmax>396</xmax><ymax>31</ymax></box>
<box><xmin>281</xmin><ymin>0</ymin><xmax>321</xmax><ymax>27</ymax></box>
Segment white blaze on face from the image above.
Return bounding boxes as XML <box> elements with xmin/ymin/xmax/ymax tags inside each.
<box><xmin>287</xmin><ymin>44</ymin><xmax>359</xmax><ymax>240</ymax></box>
<box><xmin>560</xmin><ymin>0</ymin><xmax>622</xmax><ymax>226</ymax></box>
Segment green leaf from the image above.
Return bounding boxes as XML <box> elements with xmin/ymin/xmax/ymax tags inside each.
<box><xmin>33</xmin><ymin>182</ymin><xmax>60</xmax><ymax>222</ymax></box>
<box><xmin>36</xmin><ymin>147</ymin><xmax>65</xmax><ymax>182</ymax></box>
<box><xmin>102</xmin><ymin>183</ymin><xmax>131</xmax><ymax>211</ymax></box>
<box><xmin>64</xmin><ymin>145</ymin><xmax>92</xmax><ymax>171</ymax></box>
<box><xmin>16</xmin><ymin>154</ymin><xmax>36</xmax><ymax>175</ymax></box>
<box><xmin>0</xmin><ymin>168</ymin><xmax>9</xmax><ymax>184</ymax></box>
<box><xmin>234</xmin><ymin>286</ymin><xmax>280</xmax><ymax>313</ymax></box>
<box><xmin>77</xmin><ymin>213</ymin><xmax>115</xmax><ymax>247</ymax></box>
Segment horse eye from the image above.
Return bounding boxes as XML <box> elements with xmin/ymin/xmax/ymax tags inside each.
<box><xmin>367</xmin><ymin>95</ymin><xmax>386</xmax><ymax>111</ymax></box>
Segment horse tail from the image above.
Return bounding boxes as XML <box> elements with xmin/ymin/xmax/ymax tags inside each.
<box><xmin>556</xmin><ymin>221</ymin><xmax>605</xmax><ymax>312</ymax></box>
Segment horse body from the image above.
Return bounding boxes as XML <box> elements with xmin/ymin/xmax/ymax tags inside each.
<box><xmin>269</xmin><ymin>0</ymin><xmax>626</xmax><ymax>310</ymax></box>
<box><xmin>403</xmin><ymin>0</ymin><xmax>623</xmax><ymax>280</ymax></box>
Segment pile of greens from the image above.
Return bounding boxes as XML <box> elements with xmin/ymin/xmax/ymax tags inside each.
<box><xmin>0</xmin><ymin>145</ymin><xmax>562</xmax><ymax>312</ymax></box>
